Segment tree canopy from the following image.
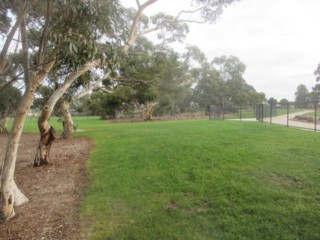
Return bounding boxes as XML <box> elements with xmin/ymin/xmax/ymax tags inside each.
<box><xmin>295</xmin><ymin>84</ymin><xmax>310</xmax><ymax>108</ymax></box>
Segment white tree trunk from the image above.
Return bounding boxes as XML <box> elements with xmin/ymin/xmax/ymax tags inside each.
<box><xmin>0</xmin><ymin>57</ymin><xmax>55</xmax><ymax>221</ymax></box>
<box><xmin>0</xmin><ymin>81</ymin><xmax>35</xmax><ymax>221</ymax></box>
<box><xmin>12</xmin><ymin>181</ymin><xmax>28</xmax><ymax>206</ymax></box>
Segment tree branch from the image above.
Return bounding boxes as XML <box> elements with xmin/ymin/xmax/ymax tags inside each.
<box><xmin>37</xmin><ymin>0</ymin><xmax>52</xmax><ymax>66</ymax></box>
<box><xmin>20</xmin><ymin>18</ymin><xmax>31</xmax><ymax>86</ymax></box>
<box><xmin>0</xmin><ymin>56</ymin><xmax>58</xmax><ymax>94</ymax></box>
<box><xmin>94</xmin><ymin>87</ymin><xmax>112</xmax><ymax>93</ymax></box>
<box><xmin>141</xmin><ymin>26</ymin><xmax>160</xmax><ymax>35</ymax></box>
<box><xmin>0</xmin><ymin>0</ymin><xmax>38</xmax><ymax>74</ymax></box>
<box><xmin>136</xmin><ymin>0</ymin><xmax>141</xmax><ymax>8</ymax></box>
<box><xmin>73</xmin><ymin>77</ymin><xmax>104</xmax><ymax>102</ymax></box>
<box><xmin>44</xmin><ymin>60</ymin><xmax>103</xmax><ymax>114</ymax></box>
<box><xmin>36</xmin><ymin>51</ymin><xmax>57</xmax><ymax>84</ymax></box>
<box><xmin>123</xmin><ymin>0</ymin><xmax>159</xmax><ymax>52</ymax></box>
<box><xmin>175</xmin><ymin>5</ymin><xmax>208</xmax><ymax>21</ymax></box>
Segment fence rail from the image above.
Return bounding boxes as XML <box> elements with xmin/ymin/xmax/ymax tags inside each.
<box><xmin>210</xmin><ymin>101</ymin><xmax>320</xmax><ymax>131</ymax></box>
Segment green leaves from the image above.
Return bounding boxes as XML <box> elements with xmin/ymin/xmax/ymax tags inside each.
<box><xmin>0</xmin><ymin>85</ymin><xmax>21</xmax><ymax>118</ymax></box>
<box><xmin>193</xmin><ymin>0</ymin><xmax>241</xmax><ymax>23</ymax></box>
<box><xmin>69</xmin><ymin>42</ymin><xmax>78</xmax><ymax>54</ymax></box>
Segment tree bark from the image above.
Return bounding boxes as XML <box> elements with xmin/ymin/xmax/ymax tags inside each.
<box><xmin>60</xmin><ymin>101</ymin><xmax>73</xmax><ymax>139</ymax></box>
<box><xmin>0</xmin><ymin>77</ymin><xmax>35</xmax><ymax>221</ymax></box>
<box><xmin>33</xmin><ymin>110</ymin><xmax>56</xmax><ymax>167</ymax></box>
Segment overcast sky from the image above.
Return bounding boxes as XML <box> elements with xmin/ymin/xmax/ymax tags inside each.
<box><xmin>124</xmin><ymin>0</ymin><xmax>320</xmax><ymax>101</ymax></box>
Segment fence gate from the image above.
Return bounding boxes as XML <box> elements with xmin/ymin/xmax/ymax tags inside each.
<box><xmin>209</xmin><ymin>106</ymin><xmax>223</xmax><ymax>120</ymax></box>
<box><xmin>255</xmin><ymin>104</ymin><xmax>277</xmax><ymax>121</ymax></box>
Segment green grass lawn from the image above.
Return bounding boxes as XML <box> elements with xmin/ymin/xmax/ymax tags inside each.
<box><xmin>18</xmin><ymin>117</ymin><xmax>320</xmax><ymax>239</ymax></box>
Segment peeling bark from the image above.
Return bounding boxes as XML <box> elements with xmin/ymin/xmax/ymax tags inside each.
<box><xmin>34</xmin><ymin>102</ymin><xmax>56</xmax><ymax>167</ymax></box>
<box><xmin>34</xmin><ymin>124</ymin><xmax>55</xmax><ymax>167</ymax></box>
<box><xmin>60</xmin><ymin>101</ymin><xmax>73</xmax><ymax>139</ymax></box>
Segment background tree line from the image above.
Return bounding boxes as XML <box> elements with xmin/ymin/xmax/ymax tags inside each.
<box><xmin>74</xmin><ymin>43</ymin><xmax>266</xmax><ymax>120</ymax></box>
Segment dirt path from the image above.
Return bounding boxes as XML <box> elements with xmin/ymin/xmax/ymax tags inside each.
<box><xmin>0</xmin><ymin>133</ymin><xmax>92</xmax><ymax>240</ymax></box>
<box><xmin>262</xmin><ymin>110</ymin><xmax>317</xmax><ymax>130</ymax></box>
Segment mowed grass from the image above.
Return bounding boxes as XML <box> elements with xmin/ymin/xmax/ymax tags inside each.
<box><xmin>16</xmin><ymin>117</ymin><xmax>320</xmax><ymax>239</ymax></box>
<box><xmin>72</xmin><ymin>119</ymin><xmax>320</xmax><ymax>240</ymax></box>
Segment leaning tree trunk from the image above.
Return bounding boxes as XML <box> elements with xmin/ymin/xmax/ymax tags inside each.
<box><xmin>34</xmin><ymin>60</ymin><xmax>102</xmax><ymax>167</ymax></box>
<box><xmin>60</xmin><ymin>101</ymin><xmax>73</xmax><ymax>139</ymax></box>
<box><xmin>33</xmin><ymin>108</ymin><xmax>56</xmax><ymax>167</ymax></box>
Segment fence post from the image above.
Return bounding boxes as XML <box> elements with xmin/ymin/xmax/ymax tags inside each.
<box><xmin>270</xmin><ymin>104</ymin><xmax>273</xmax><ymax>124</ymax></box>
<box><xmin>239</xmin><ymin>105</ymin><xmax>242</xmax><ymax>121</ymax></box>
<box><xmin>287</xmin><ymin>102</ymin><xmax>289</xmax><ymax>128</ymax></box>
<box><xmin>223</xmin><ymin>105</ymin><xmax>225</xmax><ymax>120</ymax></box>
<box><xmin>315</xmin><ymin>101</ymin><xmax>317</xmax><ymax>131</ymax></box>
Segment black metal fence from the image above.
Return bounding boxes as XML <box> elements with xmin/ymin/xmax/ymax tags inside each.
<box><xmin>210</xmin><ymin>101</ymin><xmax>320</xmax><ymax>131</ymax></box>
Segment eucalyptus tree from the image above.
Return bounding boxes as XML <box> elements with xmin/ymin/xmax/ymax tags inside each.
<box><xmin>0</xmin><ymin>0</ymin><xmax>45</xmax><ymax>221</ymax></box>
<box><xmin>311</xmin><ymin>84</ymin><xmax>320</xmax><ymax>102</ymax></box>
<box><xmin>279</xmin><ymin>98</ymin><xmax>289</xmax><ymax>107</ymax></box>
<box><xmin>212</xmin><ymin>55</ymin><xmax>260</xmax><ymax>106</ymax></box>
<box><xmin>64</xmin><ymin>0</ymin><xmax>242</xmax><ymax>126</ymax></box>
<box><xmin>68</xmin><ymin>0</ymin><xmax>190</xmax><ymax>109</ymax></box>
<box><xmin>193</xmin><ymin>62</ymin><xmax>225</xmax><ymax>111</ymax></box>
<box><xmin>32</xmin><ymin>1</ymin><xmax>121</xmax><ymax>166</ymax></box>
<box><xmin>268</xmin><ymin>97</ymin><xmax>278</xmax><ymax>106</ymax></box>
<box><xmin>194</xmin><ymin>55</ymin><xmax>264</xmax><ymax>111</ymax></box>
<box><xmin>311</xmin><ymin>64</ymin><xmax>320</xmax><ymax>101</ymax></box>
<box><xmin>89</xmin><ymin>40</ymin><xmax>197</xmax><ymax>120</ymax></box>
<box><xmin>295</xmin><ymin>84</ymin><xmax>310</xmax><ymax>108</ymax></box>
<box><xmin>41</xmin><ymin>0</ymin><xmax>242</xmax><ymax>135</ymax></box>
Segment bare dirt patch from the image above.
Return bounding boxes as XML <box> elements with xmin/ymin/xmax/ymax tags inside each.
<box><xmin>0</xmin><ymin>133</ymin><xmax>92</xmax><ymax>240</ymax></box>
<box><xmin>269</xmin><ymin>174</ymin><xmax>302</xmax><ymax>188</ymax></box>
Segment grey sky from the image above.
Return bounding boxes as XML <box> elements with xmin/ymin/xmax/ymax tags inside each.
<box><xmin>125</xmin><ymin>0</ymin><xmax>320</xmax><ymax>101</ymax></box>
